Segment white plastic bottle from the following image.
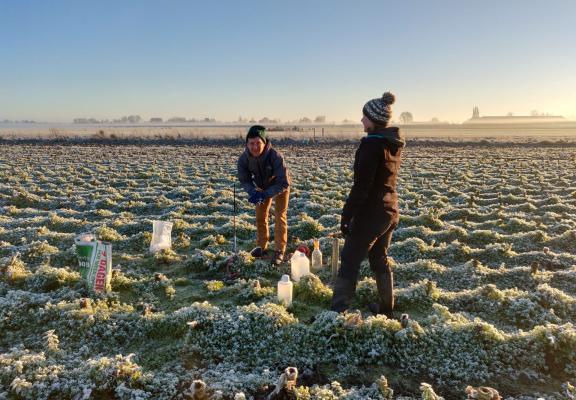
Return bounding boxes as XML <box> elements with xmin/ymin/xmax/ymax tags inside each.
<box><xmin>290</xmin><ymin>250</ymin><xmax>310</xmax><ymax>282</ymax></box>
<box><xmin>277</xmin><ymin>274</ymin><xmax>293</xmax><ymax>306</ymax></box>
<box><xmin>311</xmin><ymin>239</ymin><xmax>322</xmax><ymax>271</ymax></box>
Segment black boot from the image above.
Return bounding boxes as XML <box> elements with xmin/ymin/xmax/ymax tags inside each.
<box><xmin>330</xmin><ymin>277</ymin><xmax>356</xmax><ymax>313</ymax></box>
<box><xmin>368</xmin><ymin>270</ymin><xmax>394</xmax><ymax>318</ymax></box>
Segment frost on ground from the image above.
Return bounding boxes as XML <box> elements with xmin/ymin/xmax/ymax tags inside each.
<box><xmin>1</xmin><ymin>142</ymin><xmax>576</xmax><ymax>399</ymax></box>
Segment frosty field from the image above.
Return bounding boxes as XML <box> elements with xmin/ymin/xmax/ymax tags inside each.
<box><xmin>1</xmin><ymin>140</ymin><xmax>576</xmax><ymax>399</ymax></box>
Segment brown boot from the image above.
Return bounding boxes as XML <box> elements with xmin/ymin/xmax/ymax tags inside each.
<box><xmin>369</xmin><ymin>270</ymin><xmax>394</xmax><ymax>318</ymax></box>
<box><xmin>330</xmin><ymin>277</ymin><xmax>357</xmax><ymax>313</ymax></box>
<box><xmin>272</xmin><ymin>250</ymin><xmax>285</xmax><ymax>266</ymax></box>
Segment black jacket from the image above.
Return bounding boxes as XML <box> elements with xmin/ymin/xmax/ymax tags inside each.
<box><xmin>342</xmin><ymin>127</ymin><xmax>405</xmax><ymax>221</ymax></box>
<box><xmin>237</xmin><ymin>140</ymin><xmax>290</xmax><ymax>198</ymax></box>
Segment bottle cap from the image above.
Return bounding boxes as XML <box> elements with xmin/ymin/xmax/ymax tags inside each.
<box><xmin>280</xmin><ymin>274</ymin><xmax>290</xmax><ymax>283</ymax></box>
<box><xmin>291</xmin><ymin>250</ymin><xmax>302</xmax><ymax>260</ymax></box>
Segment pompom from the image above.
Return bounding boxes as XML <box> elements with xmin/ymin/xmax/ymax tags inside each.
<box><xmin>381</xmin><ymin>92</ymin><xmax>395</xmax><ymax>105</ymax></box>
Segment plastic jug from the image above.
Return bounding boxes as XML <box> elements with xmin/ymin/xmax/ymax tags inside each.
<box><xmin>311</xmin><ymin>239</ymin><xmax>322</xmax><ymax>271</ymax></box>
<box><xmin>277</xmin><ymin>274</ymin><xmax>293</xmax><ymax>306</ymax></box>
<box><xmin>290</xmin><ymin>250</ymin><xmax>310</xmax><ymax>282</ymax></box>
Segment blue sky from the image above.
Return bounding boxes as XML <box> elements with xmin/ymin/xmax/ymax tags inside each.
<box><xmin>1</xmin><ymin>0</ymin><xmax>575</xmax><ymax>122</ymax></box>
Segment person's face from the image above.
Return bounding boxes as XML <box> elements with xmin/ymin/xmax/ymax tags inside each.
<box><xmin>361</xmin><ymin>115</ymin><xmax>375</xmax><ymax>132</ymax></box>
<box><xmin>247</xmin><ymin>137</ymin><xmax>265</xmax><ymax>157</ymax></box>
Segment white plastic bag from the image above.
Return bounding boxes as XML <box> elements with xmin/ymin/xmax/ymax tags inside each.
<box><xmin>149</xmin><ymin>220</ymin><xmax>173</xmax><ymax>253</ymax></box>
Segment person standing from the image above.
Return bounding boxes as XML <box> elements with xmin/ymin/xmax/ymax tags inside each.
<box><xmin>331</xmin><ymin>92</ymin><xmax>405</xmax><ymax>317</ymax></box>
<box><xmin>238</xmin><ymin>125</ymin><xmax>291</xmax><ymax>265</ymax></box>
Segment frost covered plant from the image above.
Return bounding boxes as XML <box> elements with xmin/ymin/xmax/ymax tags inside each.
<box><xmin>293</xmin><ymin>380</ymin><xmax>387</xmax><ymax>400</ymax></box>
<box><xmin>205</xmin><ymin>279</ymin><xmax>274</xmax><ymax>304</ymax></box>
<box><xmin>377</xmin><ymin>375</ymin><xmax>393</xmax><ymax>400</ymax></box>
<box><xmin>0</xmin><ymin>347</ymin><xmax>179</xmax><ymax>399</ymax></box>
<box><xmin>355</xmin><ymin>277</ymin><xmax>377</xmax><ymax>305</ymax></box>
<box><xmin>174</xmin><ymin>232</ymin><xmax>191</xmax><ymax>250</ymax></box>
<box><xmin>389</xmin><ymin>237</ymin><xmax>429</xmax><ymax>263</ymax></box>
<box><xmin>186</xmin><ymin>249</ymin><xmax>221</xmax><ymax>272</ymax></box>
<box><xmin>397</xmin><ymin>279</ymin><xmax>441</xmax><ymax>309</ymax></box>
<box><xmin>194</xmin><ymin>362</ymin><xmax>277</xmax><ymax>396</ymax></box>
<box><xmin>1</xmin><ymin>253</ymin><xmax>30</xmax><ymax>284</ymax></box>
<box><xmin>9</xmin><ymin>377</ymin><xmax>33</xmax><ymax>397</ymax></box>
<box><xmin>43</xmin><ymin>329</ymin><xmax>60</xmax><ymax>353</ymax></box>
<box><xmin>563</xmin><ymin>381</ymin><xmax>576</xmax><ymax>399</ymax></box>
<box><xmin>110</xmin><ymin>269</ymin><xmax>138</xmax><ymax>290</ymax></box>
<box><xmin>23</xmin><ymin>240</ymin><xmax>59</xmax><ymax>262</ymax></box>
<box><xmin>88</xmin><ymin>353</ymin><xmax>144</xmax><ymax>386</ymax></box>
<box><xmin>294</xmin><ymin>274</ymin><xmax>332</xmax><ymax>306</ymax></box>
<box><xmin>225</xmin><ymin>253</ymin><xmax>278</xmax><ymax>279</ymax></box>
<box><xmin>95</xmin><ymin>224</ymin><xmax>125</xmax><ymax>242</ymax></box>
<box><xmin>153</xmin><ymin>248</ymin><xmax>182</xmax><ymax>265</ymax></box>
<box><xmin>198</xmin><ymin>234</ymin><xmax>226</xmax><ymax>248</ymax></box>
<box><xmin>164</xmin><ymin>285</ymin><xmax>176</xmax><ymax>299</ymax></box>
<box><xmin>185</xmin><ymin>302</ymin><xmax>300</xmax><ymax>368</ymax></box>
<box><xmin>205</xmin><ymin>280</ymin><xmax>225</xmax><ymax>292</ymax></box>
<box><xmin>465</xmin><ymin>385</ymin><xmax>501</xmax><ymax>400</ymax></box>
<box><xmin>420</xmin><ymin>382</ymin><xmax>444</xmax><ymax>400</ymax></box>
<box><xmin>292</xmin><ymin>213</ymin><xmax>324</xmax><ymax>240</ymax></box>
<box><xmin>25</xmin><ymin>264</ymin><xmax>81</xmax><ymax>291</ymax></box>
<box><xmin>183</xmin><ymin>379</ymin><xmax>209</xmax><ymax>400</ymax></box>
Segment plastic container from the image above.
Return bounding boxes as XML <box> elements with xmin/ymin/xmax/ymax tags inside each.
<box><xmin>311</xmin><ymin>239</ymin><xmax>322</xmax><ymax>271</ymax></box>
<box><xmin>277</xmin><ymin>274</ymin><xmax>293</xmax><ymax>306</ymax></box>
<box><xmin>290</xmin><ymin>250</ymin><xmax>310</xmax><ymax>282</ymax></box>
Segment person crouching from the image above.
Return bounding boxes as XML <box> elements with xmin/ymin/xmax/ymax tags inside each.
<box><xmin>237</xmin><ymin>125</ymin><xmax>291</xmax><ymax>265</ymax></box>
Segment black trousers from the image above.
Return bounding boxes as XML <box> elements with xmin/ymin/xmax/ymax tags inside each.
<box><xmin>338</xmin><ymin>209</ymin><xmax>399</xmax><ymax>283</ymax></box>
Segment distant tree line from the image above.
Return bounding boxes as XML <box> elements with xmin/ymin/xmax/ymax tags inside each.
<box><xmin>0</xmin><ymin>119</ymin><xmax>36</xmax><ymax>123</ymax></box>
<box><xmin>72</xmin><ymin>114</ymin><xmax>342</xmax><ymax>125</ymax></box>
<box><xmin>74</xmin><ymin>115</ymin><xmax>143</xmax><ymax>124</ymax></box>
<box><xmin>73</xmin><ymin>116</ymin><xmax>219</xmax><ymax>124</ymax></box>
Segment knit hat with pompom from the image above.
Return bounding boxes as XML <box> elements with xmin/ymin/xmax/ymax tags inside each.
<box><xmin>363</xmin><ymin>92</ymin><xmax>396</xmax><ymax>126</ymax></box>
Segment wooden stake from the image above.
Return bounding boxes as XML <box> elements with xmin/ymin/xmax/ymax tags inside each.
<box><xmin>331</xmin><ymin>237</ymin><xmax>339</xmax><ymax>282</ymax></box>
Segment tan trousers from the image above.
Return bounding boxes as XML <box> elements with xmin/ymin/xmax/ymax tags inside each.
<box><xmin>255</xmin><ymin>189</ymin><xmax>289</xmax><ymax>253</ymax></box>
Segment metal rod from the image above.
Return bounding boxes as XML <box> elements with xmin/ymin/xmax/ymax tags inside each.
<box><xmin>233</xmin><ymin>182</ymin><xmax>237</xmax><ymax>254</ymax></box>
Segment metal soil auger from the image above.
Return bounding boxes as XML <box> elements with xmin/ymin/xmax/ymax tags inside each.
<box><xmin>225</xmin><ymin>181</ymin><xmax>239</xmax><ymax>280</ymax></box>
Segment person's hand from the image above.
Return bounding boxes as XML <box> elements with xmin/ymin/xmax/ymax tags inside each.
<box><xmin>249</xmin><ymin>191</ymin><xmax>266</xmax><ymax>205</ymax></box>
<box><xmin>340</xmin><ymin>216</ymin><xmax>351</xmax><ymax>237</ymax></box>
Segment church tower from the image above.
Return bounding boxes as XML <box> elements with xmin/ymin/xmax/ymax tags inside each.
<box><xmin>472</xmin><ymin>106</ymin><xmax>480</xmax><ymax>119</ymax></box>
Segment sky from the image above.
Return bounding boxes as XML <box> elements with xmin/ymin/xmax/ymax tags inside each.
<box><xmin>1</xmin><ymin>0</ymin><xmax>576</xmax><ymax>123</ymax></box>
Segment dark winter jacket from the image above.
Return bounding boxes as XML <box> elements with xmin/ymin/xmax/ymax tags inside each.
<box><xmin>342</xmin><ymin>127</ymin><xmax>405</xmax><ymax>221</ymax></box>
<box><xmin>237</xmin><ymin>140</ymin><xmax>290</xmax><ymax>198</ymax></box>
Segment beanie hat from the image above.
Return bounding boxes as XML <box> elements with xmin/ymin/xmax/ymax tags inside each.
<box><xmin>246</xmin><ymin>125</ymin><xmax>267</xmax><ymax>143</ymax></box>
<box><xmin>363</xmin><ymin>92</ymin><xmax>396</xmax><ymax>126</ymax></box>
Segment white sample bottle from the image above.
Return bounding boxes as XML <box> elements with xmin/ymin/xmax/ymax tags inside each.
<box><xmin>290</xmin><ymin>250</ymin><xmax>310</xmax><ymax>282</ymax></box>
<box><xmin>277</xmin><ymin>274</ymin><xmax>293</xmax><ymax>306</ymax></box>
<box><xmin>311</xmin><ymin>239</ymin><xmax>322</xmax><ymax>271</ymax></box>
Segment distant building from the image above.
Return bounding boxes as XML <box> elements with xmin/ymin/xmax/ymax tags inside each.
<box><xmin>465</xmin><ymin>107</ymin><xmax>565</xmax><ymax>123</ymax></box>
<box><xmin>472</xmin><ymin>106</ymin><xmax>480</xmax><ymax>119</ymax></box>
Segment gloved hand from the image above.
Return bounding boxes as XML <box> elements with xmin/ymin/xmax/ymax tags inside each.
<box><xmin>249</xmin><ymin>191</ymin><xmax>266</xmax><ymax>205</ymax></box>
<box><xmin>340</xmin><ymin>215</ymin><xmax>351</xmax><ymax>237</ymax></box>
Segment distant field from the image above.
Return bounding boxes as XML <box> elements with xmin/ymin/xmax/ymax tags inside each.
<box><xmin>2</xmin><ymin>121</ymin><xmax>576</xmax><ymax>142</ymax></box>
<box><xmin>1</xmin><ymin>141</ymin><xmax>576</xmax><ymax>399</ymax></box>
